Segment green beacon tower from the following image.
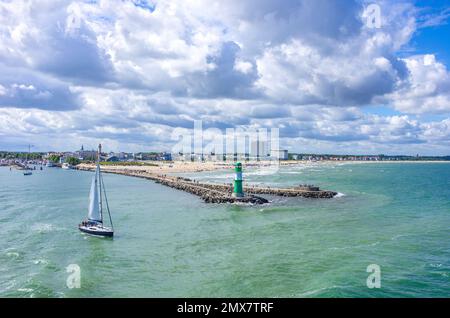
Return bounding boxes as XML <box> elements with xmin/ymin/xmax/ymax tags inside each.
<box><xmin>233</xmin><ymin>162</ymin><xmax>244</xmax><ymax>198</ymax></box>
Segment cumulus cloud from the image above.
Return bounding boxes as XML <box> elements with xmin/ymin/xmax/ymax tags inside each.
<box><xmin>0</xmin><ymin>64</ymin><xmax>81</xmax><ymax>110</ymax></box>
<box><xmin>0</xmin><ymin>0</ymin><xmax>449</xmax><ymax>154</ymax></box>
<box><xmin>0</xmin><ymin>1</ymin><xmax>114</xmax><ymax>81</ymax></box>
<box><xmin>388</xmin><ymin>54</ymin><xmax>450</xmax><ymax>114</ymax></box>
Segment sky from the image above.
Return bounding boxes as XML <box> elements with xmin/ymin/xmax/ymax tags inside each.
<box><xmin>0</xmin><ymin>0</ymin><xmax>450</xmax><ymax>155</ymax></box>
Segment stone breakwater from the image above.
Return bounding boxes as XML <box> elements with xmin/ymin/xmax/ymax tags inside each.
<box><xmin>187</xmin><ymin>183</ymin><xmax>337</xmax><ymax>199</ymax></box>
<box><xmin>76</xmin><ymin>166</ymin><xmax>337</xmax><ymax>204</ymax></box>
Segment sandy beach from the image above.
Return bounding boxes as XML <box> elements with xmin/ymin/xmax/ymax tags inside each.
<box><xmin>76</xmin><ymin>159</ymin><xmax>450</xmax><ymax>176</ymax></box>
<box><xmin>77</xmin><ymin>161</ymin><xmax>231</xmax><ymax>175</ymax></box>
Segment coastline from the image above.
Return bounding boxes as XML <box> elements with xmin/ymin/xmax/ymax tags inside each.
<box><xmin>3</xmin><ymin>159</ymin><xmax>449</xmax><ymax>175</ymax></box>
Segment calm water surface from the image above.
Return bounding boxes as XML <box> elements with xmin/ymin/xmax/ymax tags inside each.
<box><xmin>0</xmin><ymin>162</ymin><xmax>449</xmax><ymax>297</ymax></box>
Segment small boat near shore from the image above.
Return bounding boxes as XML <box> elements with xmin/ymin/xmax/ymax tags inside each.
<box><xmin>62</xmin><ymin>163</ymin><xmax>74</xmax><ymax>170</ymax></box>
<box><xmin>79</xmin><ymin>144</ymin><xmax>114</xmax><ymax>238</ymax></box>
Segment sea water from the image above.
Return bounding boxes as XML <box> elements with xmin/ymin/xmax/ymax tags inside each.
<box><xmin>0</xmin><ymin>162</ymin><xmax>449</xmax><ymax>297</ymax></box>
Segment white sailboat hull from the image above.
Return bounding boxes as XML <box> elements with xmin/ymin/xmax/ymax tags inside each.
<box><xmin>79</xmin><ymin>223</ymin><xmax>113</xmax><ymax>237</ymax></box>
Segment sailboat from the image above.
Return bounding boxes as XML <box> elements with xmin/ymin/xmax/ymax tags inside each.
<box><xmin>23</xmin><ymin>145</ymin><xmax>33</xmax><ymax>176</ymax></box>
<box><xmin>78</xmin><ymin>144</ymin><xmax>114</xmax><ymax>237</ymax></box>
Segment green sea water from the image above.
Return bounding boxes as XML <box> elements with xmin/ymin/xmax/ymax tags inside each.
<box><xmin>0</xmin><ymin>162</ymin><xmax>449</xmax><ymax>297</ymax></box>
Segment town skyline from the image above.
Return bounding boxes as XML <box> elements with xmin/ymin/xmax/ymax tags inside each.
<box><xmin>2</xmin><ymin>145</ymin><xmax>450</xmax><ymax>161</ymax></box>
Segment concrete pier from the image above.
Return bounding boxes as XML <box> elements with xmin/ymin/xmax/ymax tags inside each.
<box><xmin>76</xmin><ymin>166</ymin><xmax>338</xmax><ymax>204</ymax></box>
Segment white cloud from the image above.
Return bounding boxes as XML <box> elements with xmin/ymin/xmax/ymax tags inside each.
<box><xmin>388</xmin><ymin>54</ymin><xmax>450</xmax><ymax>114</ymax></box>
<box><xmin>0</xmin><ymin>0</ymin><xmax>449</xmax><ymax>154</ymax></box>
<box><xmin>234</xmin><ymin>59</ymin><xmax>253</xmax><ymax>74</ymax></box>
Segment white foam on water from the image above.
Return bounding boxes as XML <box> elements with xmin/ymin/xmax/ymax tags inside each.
<box><xmin>6</xmin><ymin>251</ymin><xmax>20</xmax><ymax>258</ymax></box>
<box><xmin>56</xmin><ymin>291</ymin><xmax>66</xmax><ymax>298</ymax></box>
<box><xmin>391</xmin><ymin>234</ymin><xmax>407</xmax><ymax>240</ymax></box>
<box><xmin>295</xmin><ymin>285</ymin><xmax>344</xmax><ymax>297</ymax></box>
<box><xmin>33</xmin><ymin>259</ymin><xmax>49</xmax><ymax>265</ymax></box>
<box><xmin>329</xmin><ymin>241</ymin><xmax>380</xmax><ymax>251</ymax></box>
<box><xmin>17</xmin><ymin>288</ymin><xmax>34</xmax><ymax>293</ymax></box>
<box><xmin>245</xmin><ymin>167</ymin><xmax>280</xmax><ymax>177</ymax></box>
<box><xmin>334</xmin><ymin>192</ymin><xmax>345</xmax><ymax>198</ymax></box>
<box><xmin>30</xmin><ymin>223</ymin><xmax>56</xmax><ymax>233</ymax></box>
<box><xmin>281</xmin><ymin>171</ymin><xmax>303</xmax><ymax>174</ymax></box>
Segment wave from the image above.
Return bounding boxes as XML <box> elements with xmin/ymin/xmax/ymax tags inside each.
<box><xmin>6</xmin><ymin>251</ymin><xmax>20</xmax><ymax>259</ymax></box>
<box><xmin>295</xmin><ymin>285</ymin><xmax>347</xmax><ymax>297</ymax></box>
<box><xmin>329</xmin><ymin>241</ymin><xmax>380</xmax><ymax>251</ymax></box>
<box><xmin>33</xmin><ymin>259</ymin><xmax>49</xmax><ymax>265</ymax></box>
<box><xmin>391</xmin><ymin>234</ymin><xmax>408</xmax><ymax>240</ymax></box>
<box><xmin>17</xmin><ymin>288</ymin><xmax>34</xmax><ymax>293</ymax></box>
<box><xmin>334</xmin><ymin>192</ymin><xmax>346</xmax><ymax>198</ymax></box>
<box><xmin>281</xmin><ymin>171</ymin><xmax>303</xmax><ymax>175</ymax></box>
<box><xmin>245</xmin><ymin>167</ymin><xmax>280</xmax><ymax>177</ymax></box>
<box><xmin>30</xmin><ymin>223</ymin><xmax>58</xmax><ymax>234</ymax></box>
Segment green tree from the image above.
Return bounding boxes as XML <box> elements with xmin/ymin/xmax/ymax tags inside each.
<box><xmin>66</xmin><ymin>157</ymin><xmax>81</xmax><ymax>166</ymax></box>
<box><xmin>49</xmin><ymin>154</ymin><xmax>61</xmax><ymax>163</ymax></box>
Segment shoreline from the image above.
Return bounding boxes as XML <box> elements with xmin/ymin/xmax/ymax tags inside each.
<box><xmin>3</xmin><ymin>159</ymin><xmax>450</xmax><ymax>174</ymax></box>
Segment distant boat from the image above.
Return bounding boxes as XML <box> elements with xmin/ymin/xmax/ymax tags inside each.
<box><xmin>61</xmin><ymin>163</ymin><xmax>73</xmax><ymax>170</ymax></box>
<box><xmin>46</xmin><ymin>161</ymin><xmax>54</xmax><ymax>167</ymax></box>
<box><xmin>79</xmin><ymin>144</ymin><xmax>114</xmax><ymax>238</ymax></box>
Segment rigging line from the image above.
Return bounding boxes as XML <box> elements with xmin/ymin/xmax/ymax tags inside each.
<box><xmin>98</xmin><ymin>165</ymin><xmax>103</xmax><ymax>222</ymax></box>
<box><xmin>100</xmin><ymin>172</ymin><xmax>114</xmax><ymax>231</ymax></box>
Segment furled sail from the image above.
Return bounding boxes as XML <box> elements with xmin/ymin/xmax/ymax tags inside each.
<box><xmin>88</xmin><ymin>165</ymin><xmax>102</xmax><ymax>222</ymax></box>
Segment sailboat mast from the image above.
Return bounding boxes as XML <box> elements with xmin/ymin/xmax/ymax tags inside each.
<box><xmin>98</xmin><ymin>144</ymin><xmax>103</xmax><ymax>223</ymax></box>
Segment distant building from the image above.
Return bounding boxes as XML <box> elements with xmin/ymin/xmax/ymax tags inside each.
<box><xmin>270</xmin><ymin>149</ymin><xmax>288</xmax><ymax>160</ymax></box>
<box><xmin>135</xmin><ymin>152</ymin><xmax>172</xmax><ymax>161</ymax></box>
<box><xmin>105</xmin><ymin>155</ymin><xmax>119</xmax><ymax>162</ymax></box>
<box><xmin>161</xmin><ymin>152</ymin><xmax>172</xmax><ymax>161</ymax></box>
<box><xmin>75</xmin><ymin>145</ymin><xmax>97</xmax><ymax>161</ymax></box>
<box><xmin>108</xmin><ymin>152</ymin><xmax>133</xmax><ymax>161</ymax></box>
